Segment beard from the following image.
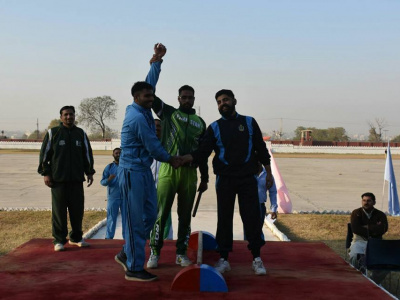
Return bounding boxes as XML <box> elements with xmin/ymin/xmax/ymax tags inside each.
<box><xmin>219</xmin><ymin>105</ymin><xmax>235</xmax><ymax>118</ymax></box>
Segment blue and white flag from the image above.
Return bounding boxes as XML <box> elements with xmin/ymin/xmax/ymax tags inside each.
<box><xmin>384</xmin><ymin>142</ymin><xmax>400</xmax><ymax>216</ymax></box>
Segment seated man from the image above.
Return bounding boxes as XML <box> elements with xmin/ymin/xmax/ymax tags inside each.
<box><xmin>349</xmin><ymin>192</ymin><xmax>388</xmax><ymax>283</ymax></box>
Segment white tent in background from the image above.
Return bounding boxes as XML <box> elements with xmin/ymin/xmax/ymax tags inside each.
<box><xmin>268</xmin><ymin>147</ymin><xmax>292</xmax><ymax>213</ymax></box>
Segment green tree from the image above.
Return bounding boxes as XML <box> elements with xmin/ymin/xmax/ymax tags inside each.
<box><xmin>48</xmin><ymin>118</ymin><xmax>60</xmax><ymax>129</ymax></box>
<box><xmin>77</xmin><ymin>96</ymin><xmax>118</xmax><ymax>139</ymax></box>
<box><xmin>27</xmin><ymin>130</ymin><xmax>46</xmax><ymax>140</ymax></box>
<box><xmin>88</xmin><ymin>127</ymin><xmax>118</xmax><ymax>140</ymax></box>
<box><xmin>368</xmin><ymin>127</ymin><xmax>380</xmax><ymax>142</ymax></box>
<box><xmin>293</xmin><ymin>126</ymin><xmax>307</xmax><ymax>140</ymax></box>
<box><xmin>326</xmin><ymin>127</ymin><xmax>349</xmax><ymax>142</ymax></box>
<box><xmin>293</xmin><ymin>126</ymin><xmax>349</xmax><ymax>142</ymax></box>
<box><xmin>391</xmin><ymin>135</ymin><xmax>400</xmax><ymax>143</ymax></box>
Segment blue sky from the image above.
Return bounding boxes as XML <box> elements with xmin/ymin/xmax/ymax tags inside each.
<box><xmin>1</xmin><ymin>0</ymin><xmax>399</xmax><ymax>138</ymax></box>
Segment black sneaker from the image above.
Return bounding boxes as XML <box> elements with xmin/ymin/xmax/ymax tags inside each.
<box><xmin>125</xmin><ymin>269</ymin><xmax>158</xmax><ymax>282</ymax></box>
<box><xmin>115</xmin><ymin>249</ymin><xmax>128</xmax><ymax>272</ymax></box>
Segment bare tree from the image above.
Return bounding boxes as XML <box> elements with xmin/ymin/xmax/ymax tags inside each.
<box><xmin>367</xmin><ymin>118</ymin><xmax>387</xmax><ymax>142</ymax></box>
<box><xmin>78</xmin><ymin>96</ymin><xmax>118</xmax><ymax>139</ymax></box>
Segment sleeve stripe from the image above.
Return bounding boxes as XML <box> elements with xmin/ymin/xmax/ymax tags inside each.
<box><xmin>42</xmin><ymin>129</ymin><xmax>52</xmax><ymax>163</ymax></box>
<box><xmin>83</xmin><ymin>131</ymin><xmax>91</xmax><ymax>167</ymax></box>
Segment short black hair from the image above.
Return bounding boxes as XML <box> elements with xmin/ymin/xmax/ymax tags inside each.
<box><xmin>131</xmin><ymin>81</ymin><xmax>154</xmax><ymax>98</ymax></box>
<box><xmin>361</xmin><ymin>192</ymin><xmax>376</xmax><ymax>202</ymax></box>
<box><xmin>60</xmin><ymin>106</ymin><xmax>75</xmax><ymax>115</ymax></box>
<box><xmin>215</xmin><ymin>89</ymin><xmax>235</xmax><ymax>100</ymax></box>
<box><xmin>179</xmin><ymin>85</ymin><xmax>195</xmax><ymax>95</ymax></box>
<box><xmin>113</xmin><ymin>147</ymin><xmax>121</xmax><ymax>153</ymax></box>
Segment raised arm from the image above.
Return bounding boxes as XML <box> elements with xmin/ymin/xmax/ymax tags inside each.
<box><xmin>145</xmin><ymin>43</ymin><xmax>167</xmax><ymax>91</ymax></box>
<box><xmin>144</xmin><ymin>43</ymin><xmax>174</xmax><ymax>119</ymax></box>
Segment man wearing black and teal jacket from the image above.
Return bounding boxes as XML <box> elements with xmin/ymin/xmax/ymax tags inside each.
<box><xmin>38</xmin><ymin>105</ymin><xmax>95</xmax><ymax>252</ymax></box>
<box><xmin>145</xmin><ymin>43</ymin><xmax>209</xmax><ymax>269</ymax></box>
<box><xmin>180</xmin><ymin>89</ymin><xmax>274</xmax><ymax>276</ymax></box>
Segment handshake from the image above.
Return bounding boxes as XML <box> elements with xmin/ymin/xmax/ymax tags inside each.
<box><xmin>168</xmin><ymin>154</ymin><xmax>193</xmax><ymax>169</ymax></box>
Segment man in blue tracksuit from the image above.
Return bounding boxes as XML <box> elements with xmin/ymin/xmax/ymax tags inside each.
<box><xmin>100</xmin><ymin>147</ymin><xmax>125</xmax><ymax>239</ymax></box>
<box><xmin>114</xmin><ymin>81</ymin><xmax>180</xmax><ymax>282</ymax></box>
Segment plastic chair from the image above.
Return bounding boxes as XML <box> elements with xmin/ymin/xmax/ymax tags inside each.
<box><xmin>345</xmin><ymin>223</ymin><xmax>353</xmax><ymax>262</ymax></box>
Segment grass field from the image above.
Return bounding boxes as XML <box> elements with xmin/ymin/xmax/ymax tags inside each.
<box><xmin>275</xmin><ymin>214</ymin><xmax>400</xmax><ymax>259</ymax></box>
<box><xmin>0</xmin><ymin>210</ymin><xmax>106</xmax><ymax>256</ymax></box>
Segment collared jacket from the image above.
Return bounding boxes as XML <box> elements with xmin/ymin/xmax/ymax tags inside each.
<box><xmin>100</xmin><ymin>162</ymin><xmax>122</xmax><ymax>199</ymax></box>
<box><xmin>192</xmin><ymin>113</ymin><xmax>270</xmax><ymax>178</ymax></box>
<box><xmin>119</xmin><ymin>102</ymin><xmax>171</xmax><ymax>172</ymax></box>
<box><xmin>38</xmin><ymin>124</ymin><xmax>95</xmax><ymax>182</ymax></box>
<box><xmin>145</xmin><ymin>61</ymin><xmax>209</xmax><ymax>183</ymax></box>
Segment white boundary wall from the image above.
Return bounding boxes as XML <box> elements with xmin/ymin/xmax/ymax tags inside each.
<box><xmin>267</xmin><ymin>142</ymin><xmax>400</xmax><ymax>155</ymax></box>
<box><xmin>0</xmin><ymin>139</ymin><xmax>121</xmax><ymax>151</ymax></box>
<box><xmin>1</xmin><ymin>139</ymin><xmax>400</xmax><ymax>154</ymax></box>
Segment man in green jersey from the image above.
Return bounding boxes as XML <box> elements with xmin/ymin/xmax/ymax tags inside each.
<box><xmin>146</xmin><ymin>43</ymin><xmax>208</xmax><ymax>268</ymax></box>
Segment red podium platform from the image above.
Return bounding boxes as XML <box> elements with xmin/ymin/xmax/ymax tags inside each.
<box><xmin>0</xmin><ymin>239</ymin><xmax>392</xmax><ymax>299</ymax></box>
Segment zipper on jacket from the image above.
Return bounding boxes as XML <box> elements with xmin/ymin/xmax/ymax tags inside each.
<box><xmin>68</xmin><ymin>129</ymin><xmax>72</xmax><ymax>181</ymax></box>
<box><xmin>184</xmin><ymin>112</ymin><xmax>190</xmax><ymax>153</ymax></box>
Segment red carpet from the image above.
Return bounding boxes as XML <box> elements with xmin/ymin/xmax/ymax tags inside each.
<box><xmin>0</xmin><ymin>239</ymin><xmax>392</xmax><ymax>300</ymax></box>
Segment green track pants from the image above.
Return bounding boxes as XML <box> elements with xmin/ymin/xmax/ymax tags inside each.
<box><xmin>150</xmin><ymin>163</ymin><xmax>197</xmax><ymax>255</ymax></box>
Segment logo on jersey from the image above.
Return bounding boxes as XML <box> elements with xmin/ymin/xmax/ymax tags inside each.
<box><xmin>238</xmin><ymin>125</ymin><xmax>244</xmax><ymax>132</ymax></box>
<box><xmin>59</xmin><ymin>140</ymin><xmax>66</xmax><ymax>146</ymax></box>
<box><xmin>190</xmin><ymin>119</ymin><xmax>201</xmax><ymax>128</ymax></box>
<box><xmin>76</xmin><ymin>141</ymin><xmax>82</xmax><ymax>147</ymax></box>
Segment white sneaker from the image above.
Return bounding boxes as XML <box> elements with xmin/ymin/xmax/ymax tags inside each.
<box><xmin>147</xmin><ymin>254</ymin><xmax>160</xmax><ymax>269</ymax></box>
<box><xmin>214</xmin><ymin>258</ymin><xmax>231</xmax><ymax>274</ymax></box>
<box><xmin>252</xmin><ymin>257</ymin><xmax>266</xmax><ymax>275</ymax></box>
<box><xmin>68</xmin><ymin>239</ymin><xmax>90</xmax><ymax>247</ymax></box>
<box><xmin>176</xmin><ymin>254</ymin><xmax>192</xmax><ymax>267</ymax></box>
<box><xmin>54</xmin><ymin>243</ymin><xmax>65</xmax><ymax>252</ymax></box>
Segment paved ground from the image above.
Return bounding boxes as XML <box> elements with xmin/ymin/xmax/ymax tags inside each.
<box><xmin>2</xmin><ymin>152</ymin><xmax>397</xmax><ymax>241</ymax></box>
<box><xmin>1</xmin><ymin>153</ymin><xmax>397</xmax><ymax>212</ymax></box>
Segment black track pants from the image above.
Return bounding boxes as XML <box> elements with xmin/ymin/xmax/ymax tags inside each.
<box><xmin>51</xmin><ymin>182</ymin><xmax>84</xmax><ymax>244</ymax></box>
